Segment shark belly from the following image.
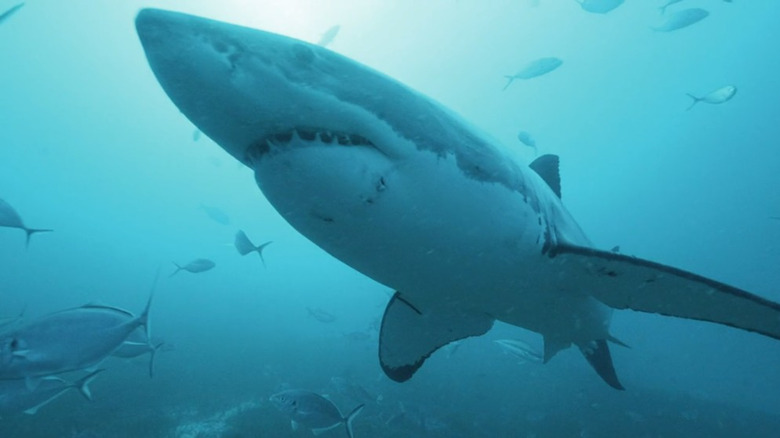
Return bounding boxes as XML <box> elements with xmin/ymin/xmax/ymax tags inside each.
<box><xmin>251</xmin><ymin>134</ymin><xmax>611</xmax><ymax>344</ymax></box>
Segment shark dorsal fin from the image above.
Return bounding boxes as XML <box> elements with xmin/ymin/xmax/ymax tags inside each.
<box><xmin>530</xmin><ymin>154</ymin><xmax>561</xmax><ymax>199</ymax></box>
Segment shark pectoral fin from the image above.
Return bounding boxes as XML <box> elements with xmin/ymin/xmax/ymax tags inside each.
<box><xmin>379</xmin><ymin>292</ymin><xmax>494</xmax><ymax>382</ymax></box>
<box><xmin>549</xmin><ymin>244</ymin><xmax>780</xmax><ymax>341</ymax></box>
<box><xmin>578</xmin><ymin>340</ymin><xmax>624</xmax><ymax>390</ymax></box>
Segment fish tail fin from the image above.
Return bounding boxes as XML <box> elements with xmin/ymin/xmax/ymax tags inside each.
<box><xmin>169</xmin><ymin>262</ymin><xmax>182</xmax><ymax>277</ymax></box>
<box><xmin>75</xmin><ymin>369</ymin><xmax>105</xmax><ymax>401</ymax></box>
<box><xmin>148</xmin><ymin>342</ymin><xmax>165</xmax><ymax>378</ymax></box>
<box><xmin>139</xmin><ymin>269</ymin><xmax>159</xmax><ymax>340</ymax></box>
<box><xmin>23</xmin><ymin>228</ymin><xmax>52</xmax><ymax>248</ymax></box>
<box><xmin>685</xmin><ymin>93</ymin><xmax>701</xmax><ymax>111</ymax></box>
<box><xmin>502</xmin><ymin>75</ymin><xmax>515</xmax><ymax>91</ymax></box>
<box><xmin>256</xmin><ymin>241</ymin><xmax>273</xmax><ymax>268</ymax></box>
<box><xmin>344</xmin><ymin>404</ymin><xmax>365</xmax><ymax>438</ymax></box>
<box><xmin>578</xmin><ymin>340</ymin><xmax>625</xmax><ymax>390</ymax></box>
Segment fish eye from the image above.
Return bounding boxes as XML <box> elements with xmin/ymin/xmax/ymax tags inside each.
<box><xmin>9</xmin><ymin>339</ymin><xmax>18</xmax><ymax>350</ymax></box>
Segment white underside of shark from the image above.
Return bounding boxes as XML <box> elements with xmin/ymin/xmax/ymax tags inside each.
<box><xmin>135</xmin><ymin>9</ymin><xmax>780</xmax><ymax>389</ymax></box>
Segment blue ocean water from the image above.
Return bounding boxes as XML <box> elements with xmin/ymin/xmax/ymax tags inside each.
<box><xmin>1</xmin><ymin>0</ymin><xmax>779</xmax><ymax>437</ymax></box>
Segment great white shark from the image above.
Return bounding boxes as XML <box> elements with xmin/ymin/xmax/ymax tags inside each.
<box><xmin>135</xmin><ymin>9</ymin><xmax>780</xmax><ymax>389</ymax></box>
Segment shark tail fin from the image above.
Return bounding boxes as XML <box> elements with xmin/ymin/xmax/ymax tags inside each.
<box><xmin>607</xmin><ymin>335</ymin><xmax>630</xmax><ymax>349</ymax></box>
<box><xmin>542</xmin><ymin>337</ymin><xmax>569</xmax><ymax>363</ymax></box>
<box><xmin>344</xmin><ymin>404</ymin><xmax>365</xmax><ymax>438</ymax></box>
<box><xmin>578</xmin><ymin>340</ymin><xmax>624</xmax><ymax>390</ymax></box>
<box><xmin>24</xmin><ymin>228</ymin><xmax>52</xmax><ymax>248</ymax></box>
<box><xmin>548</xmin><ymin>243</ymin><xmax>780</xmax><ymax>342</ymax></box>
<box><xmin>75</xmin><ymin>369</ymin><xmax>105</xmax><ymax>401</ymax></box>
<box><xmin>502</xmin><ymin>76</ymin><xmax>515</xmax><ymax>91</ymax></box>
<box><xmin>685</xmin><ymin>93</ymin><xmax>701</xmax><ymax>110</ymax></box>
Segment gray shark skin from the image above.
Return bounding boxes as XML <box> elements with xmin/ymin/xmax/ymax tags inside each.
<box><xmin>135</xmin><ymin>9</ymin><xmax>780</xmax><ymax>390</ymax></box>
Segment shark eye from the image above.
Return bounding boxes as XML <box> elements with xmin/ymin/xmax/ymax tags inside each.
<box><xmin>9</xmin><ymin>338</ymin><xmax>19</xmax><ymax>350</ymax></box>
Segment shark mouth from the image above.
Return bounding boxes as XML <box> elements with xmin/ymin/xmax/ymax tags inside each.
<box><xmin>247</xmin><ymin>128</ymin><xmax>379</xmax><ymax>162</ymax></box>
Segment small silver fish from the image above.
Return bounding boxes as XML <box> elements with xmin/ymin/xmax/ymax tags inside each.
<box><xmin>576</xmin><ymin>0</ymin><xmax>624</xmax><ymax>14</ymax></box>
<box><xmin>653</xmin><ymin>8</ymin><xmax>709</xmax><ymax>32</ymax></box>
<box><xmin>170</xmin><ymin>258</ymin><xmax>215</xmax><ymax>277</ymax></box>
<box><xmin>270</xmin><ymin>389</ymin><xmax>364</xmax><ymax>438</ymax></box>
<box><xmin>234</xmin><ymin>230</ymin><xmax>272</xmax><ymax>267</ymax></box>
<box><xmin>0</xmin><ymin>198</ymin><xmax>52</xmax><ymax>247</ymax></box>
<box><xmin>318</xmin><ymin>25</ymin><xmax>341</xmax><ymax>47</ymax></box>
<box><xmin>307</xmin><ymin>307</ymin><xmax>336</xmax><ymax>323</ymax></box>
<box><xmin>686</xmin><ymin>85</ymin><xmax>737</xmax><ymax>110</ymax></box>
<box><xmin>659</xmin><ymin>0</ymin><xmax>684</xmax><ymax>14</ymax></box>
<box><xmin>0</xmin><ymin>2</ymin><xmax>23</xmax><ymax>25</ymax></box>
<box><xmin>516</xmin><ymin>131</ymin><xmax>537</xmax><ymax>153</ymax></box>
<box><xmin>200</xmin><ymin>203</ymin><xmax>230</xmax><ymax>225</ymax></box>
<box><xmin>0</xmin><ymin>369</ymin><xmax>103</xmax><ymax>416</ymax></box>
<box><xmin>503</xmin><ymin>57</ymin><xmax>562</xmax><ymax>90</ymax></box>
<box><xmin>494</xmin><ymin>339</ymin><xmax>543</xmax><ymax>364</ymax></box>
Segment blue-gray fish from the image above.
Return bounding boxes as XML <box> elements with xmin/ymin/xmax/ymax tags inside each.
<box><xmin>494</xmin><ymin>339</ymin><xmax>543</xmax><ymax>364</ymax></box>
<box><xmin>270</xmin><ymin>389</ymin><xmax>364</xmax><ymax>438</ymax></box>
<box><xmin>686</xmin><ymin>85</ymin><xmax>737</xmax><ymax>110</ymax></box>
<box><xmin>0</xmin><ymin>198</ymin><xmax>52</xmax><ymax>247</ymax></box>
<box><xmin>170</xmin><ymin>258</ymin><xmax>215</xmax><ymax>277</ymax></box>
<box><xmin>318</xmin><ymin>25</ymin><xmax>341</xmax><ymax>47</ymax></box>
<box><xmin>0</xmin><ymin>369</ymin><xmax>102</xmax><ymax>416</ymax></box>
<box><xmin>200</xmin><ymin>203</ymin><xmax>230</xmax><ymax>225</ymax></box>
<box><xmin>111</xmin><ymin>328</ymin><xmax>166</xmax><ymax>378</ymax></box>
<box><xmin>234</xmin><ymin>230</ymin><xmax>272</xmax><ymax>267</ymax></box>
<box><xmin>576</xmin><ymin>0</ymin><xmax>624</xmax><ymax>14</ymax></box>
<box><xmin>0</xmin><ymin>2</ymin><xmax>23</xmax><ymax>25</ymax></box>
<box><xmin>503</xmin><ymin>57</ymin><xmax>562</xmax><ymax>90</ymax></box>
<box><xmin>653</xmin><ymin>8</ymin><xmax>709</xmax><ymax>32</ymax></box>
<box><xmin>0</xmin><ymin>295</ymin><xmax>152</xmax><ymax>381</ymax></box>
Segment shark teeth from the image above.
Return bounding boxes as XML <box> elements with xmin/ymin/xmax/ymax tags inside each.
<box><xmin>247</xmin><ymin>128</ymin><xmax>376</xmax><ymax>163</ymax></box>
<box><xmin>272</xmin><ymin>128</ymin><xmax>375</xmax><ymax>147</ymax></box>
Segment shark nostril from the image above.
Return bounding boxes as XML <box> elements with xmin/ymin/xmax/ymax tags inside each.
<box><xmin>212</xmin><ymin>39</ymin><xmax>229</xmax><ymax>54</ymax></box>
